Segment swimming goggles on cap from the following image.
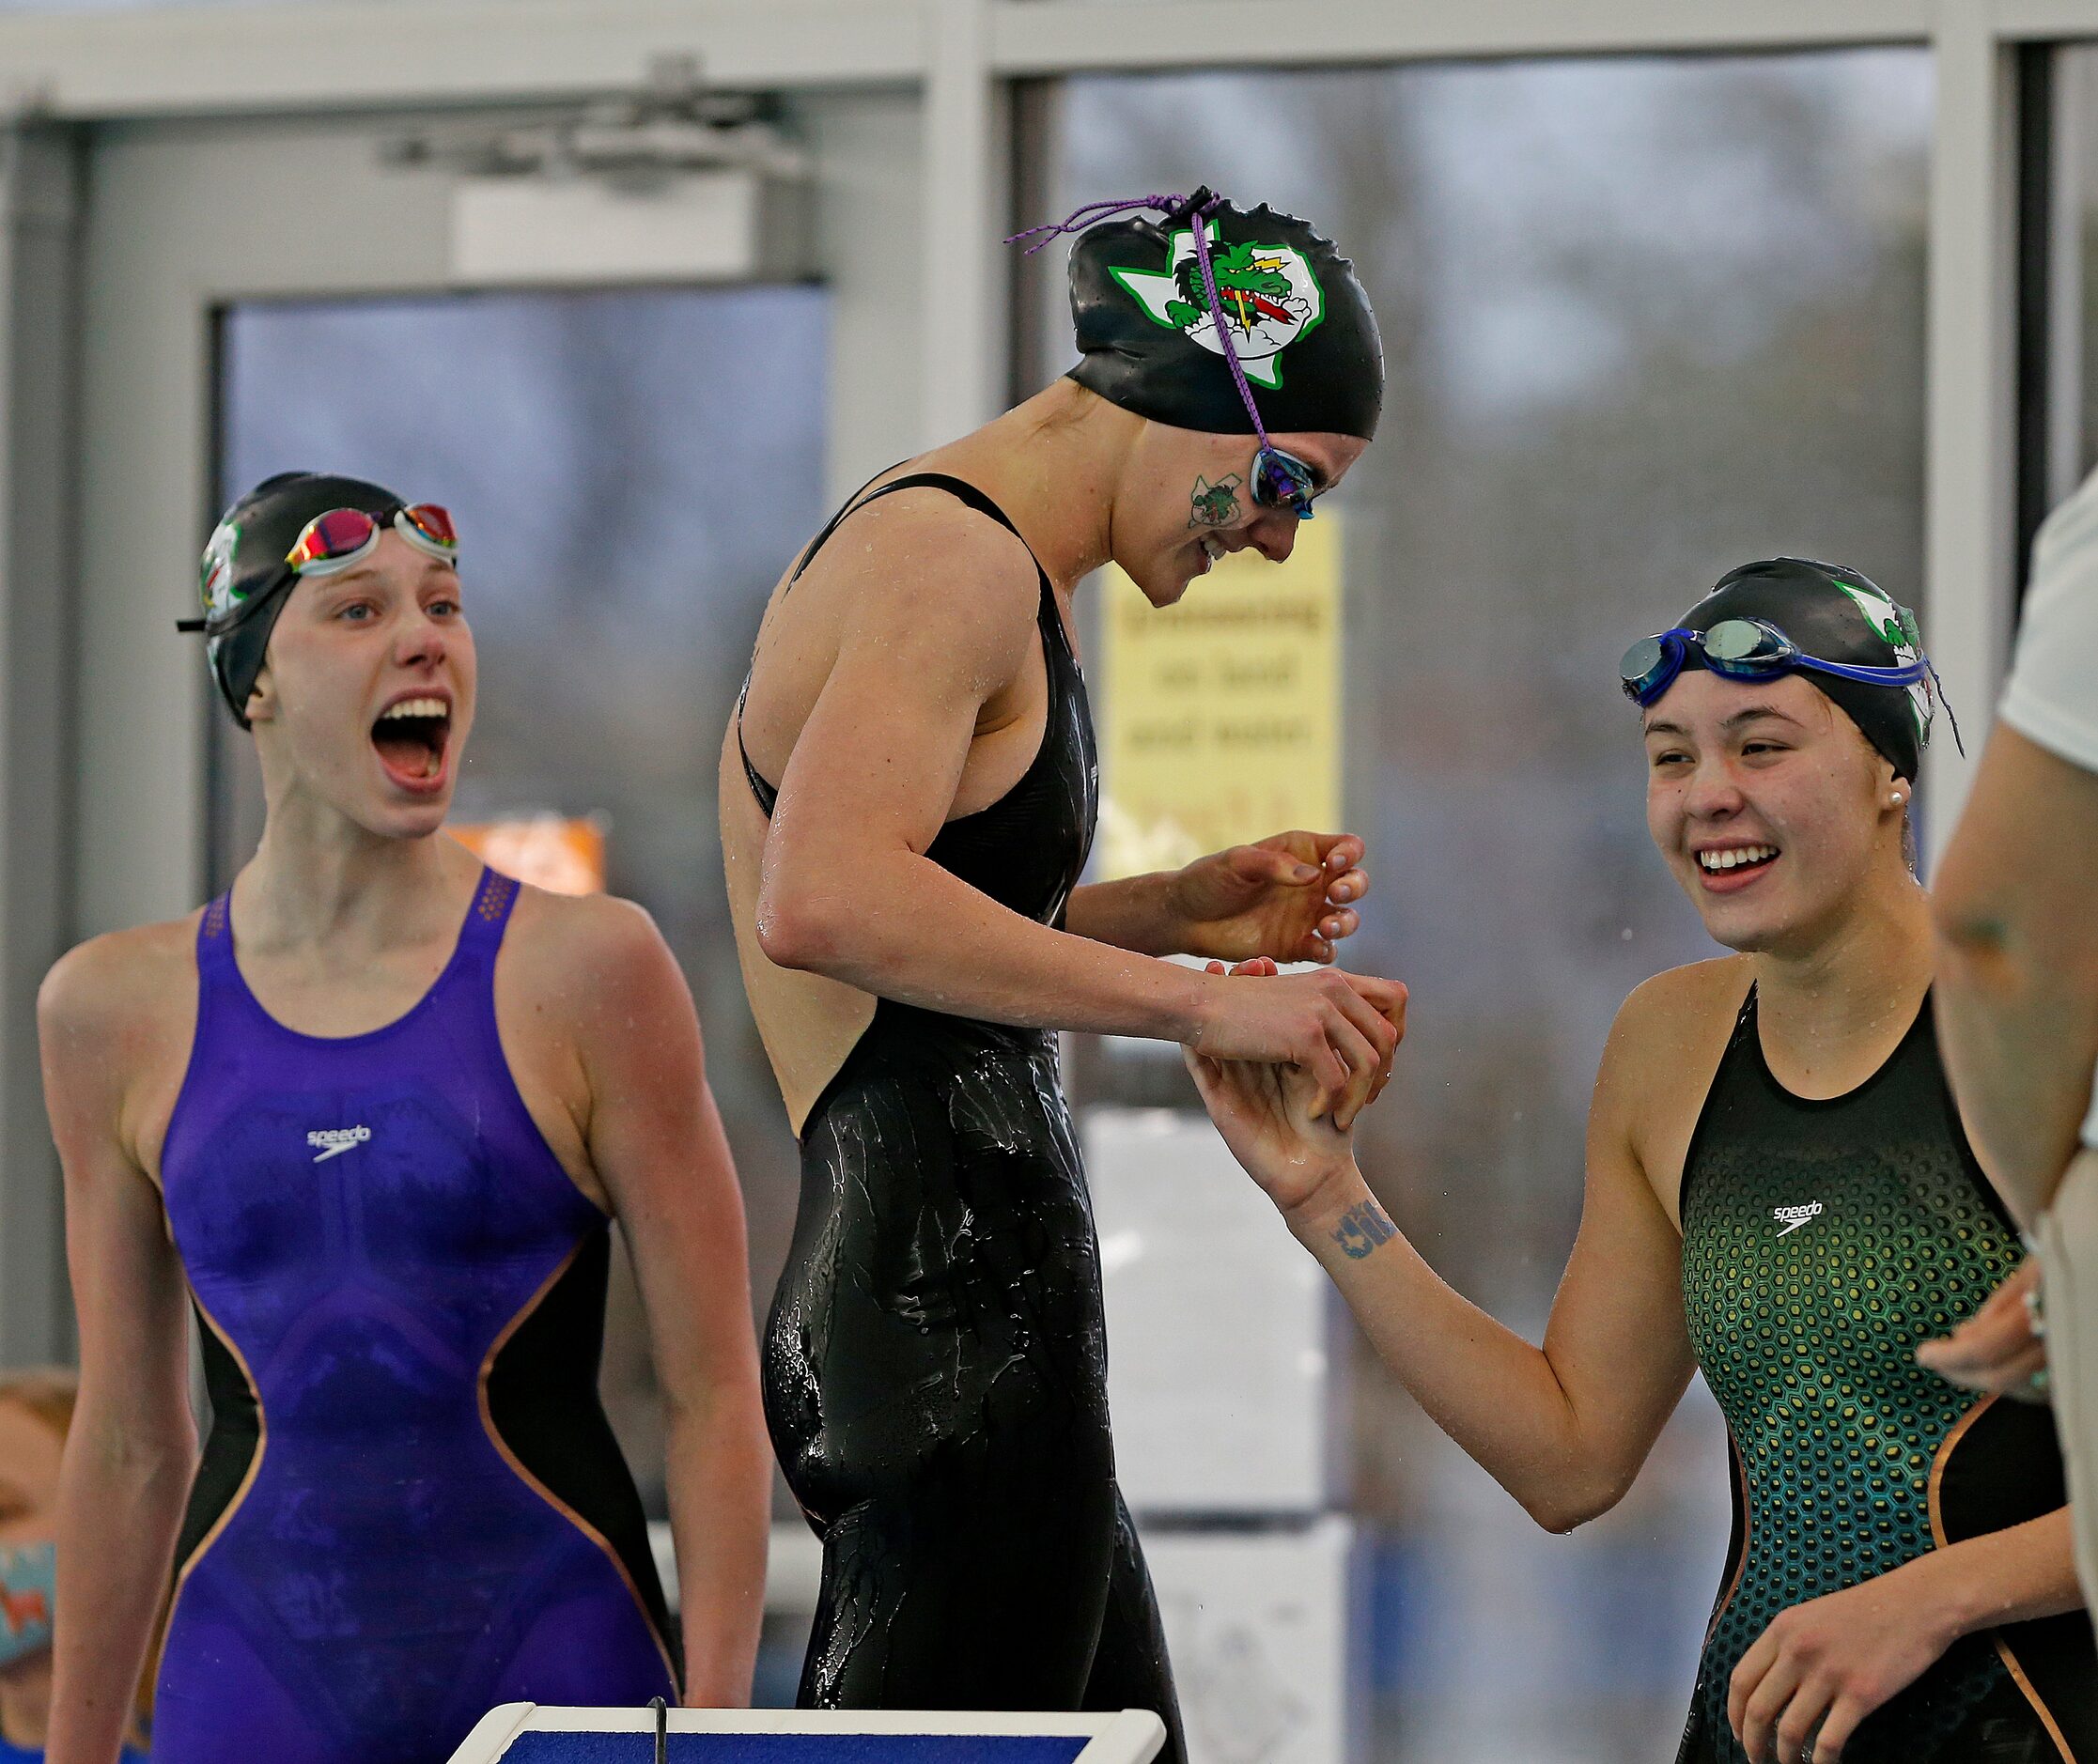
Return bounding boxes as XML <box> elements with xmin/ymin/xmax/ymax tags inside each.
<box><xmin>1620</xmin><ymin>617</ymin><xmax>1926</xmax><ymax>707</ymax></box>
<box><xmin>287</xmin><ymin>503</ymin><xmax>458</xmax><ymax>577</ymax></box>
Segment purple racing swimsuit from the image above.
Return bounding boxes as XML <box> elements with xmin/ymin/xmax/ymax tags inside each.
<box><xmin>152</xmin><ymin>867</ymin><xmax>676</xmax><ymax>1763</ymax></box>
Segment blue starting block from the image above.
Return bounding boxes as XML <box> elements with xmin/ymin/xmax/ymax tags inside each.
<box><xmin>445</xmin><ymin>1706</ymin><xmax>1169</xmax><ymax>1764</ymax></box>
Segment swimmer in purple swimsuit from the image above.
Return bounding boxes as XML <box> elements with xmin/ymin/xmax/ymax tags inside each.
<box><xmin>38</xmin><ymin>473</ymin><xmax>769</xmax><ymax>1764</ymax></box>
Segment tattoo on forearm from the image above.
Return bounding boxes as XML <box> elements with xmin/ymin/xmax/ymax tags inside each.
<box><xmin>1188</xmin><ymin>472</ymin><xmax>1243</xmax><ymax>529</ymax></box>
<box><xmin>1332</xmin><ymin>1199</ymin><xmax>1397</xmax><ymax>1261</ymax></box>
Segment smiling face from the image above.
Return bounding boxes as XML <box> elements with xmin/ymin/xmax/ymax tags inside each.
<box><xmin>1641</xmin><ymin>669</ymin><xmax>1909</xmax><ymax>955</ymax></box>
<box><xmin>246</xmin><ymin>529</ymin><xmax>475</xmax><ymax>839</ymax></box>
<box><xmin>1113</xmin><ymin>422</ymin><xmax>1365</xmax><ymax>606</ymax></box>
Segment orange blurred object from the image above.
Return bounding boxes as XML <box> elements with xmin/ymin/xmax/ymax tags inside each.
<box><xmin>450</xmin><ymin>814</ymin><xmax>607</xmax><ymax>897</ymax></box>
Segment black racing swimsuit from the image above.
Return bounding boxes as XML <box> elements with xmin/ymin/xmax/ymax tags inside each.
<box><xmin>739</xmin><ymin>473</ymin><xmax>1184</xmax><ymax>1756</ymax></box>
<box><xmin>1677</xmin><ymin>986</ymin><xmax>2096</xmax><ymax>1764</ymax></box>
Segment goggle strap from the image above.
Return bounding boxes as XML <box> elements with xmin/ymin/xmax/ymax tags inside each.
<box><xmin>1924</xmin><ymin>654</ymin><xmax>1966</xmax><ymax>756</ymax></box>
<box><xmin>1188</xmin><ymin>199</ymin><xmax>1276</xmax><ymax>452</ymax></box>
<box><xmin>1793</xmin><ymin>654</ymin><xmax>1927</xmax><ymax>689</ymax></box>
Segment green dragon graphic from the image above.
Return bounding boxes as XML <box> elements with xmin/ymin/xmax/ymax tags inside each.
<box><xmin>1188</xmin><ymin>473</ymin><xmax>1242</xmax><ymax>529</ymax></box>
<box><xmin>1165</xmin><ymin>240</ymin><xmax>1298</xmax><ymax>334</ymax></box>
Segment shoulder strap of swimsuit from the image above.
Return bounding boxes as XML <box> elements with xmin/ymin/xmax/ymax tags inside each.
<box><xmin>1678</xmin><ymin>981</ymin><xmax>1762</xmax><ymax>1218</ymax></box>
<box><xmin>738</xmin><ymin>471</ymin><xmax>1056</xmax><ymax>816</ymax></box>
<box><xmin>194</xmin><ymin>891</ymin><xmax>237</xmax><ymax>983</ymax></box>
<box><xmin>785</xmin><ymin>471</ymin><xmax>1052</xmax><ymax>596</ymax></box>
<box><xmin>454</xmin><ymin>866</ymin><xmax>521</xmax><ymax>959</ymax></box>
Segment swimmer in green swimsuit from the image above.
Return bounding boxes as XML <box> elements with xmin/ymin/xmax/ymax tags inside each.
<box><xmin>1195</xmin><ymin>560</ymin><xmax>2095</xmax><ymax>1764</ymax></box>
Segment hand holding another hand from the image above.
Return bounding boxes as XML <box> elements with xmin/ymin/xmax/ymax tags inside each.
<box><xmin>1185</xmin><ymin>956</ymin><xmax>1406</xmax><ymax>1132</ymax></box>
<box><xmin>1185</xmin><ymin>957</ymin><xmax>1404</xmax><ymax>1216</ymax></box>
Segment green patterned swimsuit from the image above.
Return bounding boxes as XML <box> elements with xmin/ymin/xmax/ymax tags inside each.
<box><xmin>1677</xmin><ymin>986</ymin><xmax>2094</xmax><ymax>1764</ymax></box>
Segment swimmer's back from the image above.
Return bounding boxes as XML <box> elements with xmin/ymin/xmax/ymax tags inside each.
<box><xmin>723</xmin><ymin>467</ymin><xmax>1094</xmax><ymax>1131</ymax></box>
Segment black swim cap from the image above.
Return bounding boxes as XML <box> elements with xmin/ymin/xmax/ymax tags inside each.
<box><xmin>185</xmin><ymin>472</ymin><xmax>407</xmax><ymax>728</ymax></box>
<box><xmin>1065</xmin><ymin>189</ymin><xmax>1382</xmax><ymax>440</ymax></box>
<box><xmin>1678</xmin><ymin>558</ymin><xmax>1935</xmax><ymax>782</ymax></box>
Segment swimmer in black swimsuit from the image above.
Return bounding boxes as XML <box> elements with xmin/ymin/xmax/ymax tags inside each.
<box><xmin>719</xmin><ymin>193</ymin><xmax>1404</xmax><ymax>1745</ymax></box>
<box><xmin>1194</xmin><ymin>561</ymin><xmax>2096</xmax><ymax>1763</ymax></box>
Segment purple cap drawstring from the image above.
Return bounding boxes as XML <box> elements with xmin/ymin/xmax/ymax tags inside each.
<box><xmin>1184</xmin><ymin>195</ymin><xmax>1276</xmax><ymax>456</ymax></box>
<box><xmin>1006</xmin><ymin>190</ymin><xmax>1283</xmax><ymax>463</ymax></box>
<box><xmin>1003</xmin><ymin>193</ymin><xmax>1189</xmax><ymax>255</ymax></box>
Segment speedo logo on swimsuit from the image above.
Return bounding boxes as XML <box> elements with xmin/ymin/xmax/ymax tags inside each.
<box><xmin>306</xmin><ymin>1126</ymin><xmax>371</xmax><ymax>1163</ymax></box>
<box><xmin>1773</xmin><ymin>1201</ymin><xmax>1824</xmax><ymax>1237</ymax></box>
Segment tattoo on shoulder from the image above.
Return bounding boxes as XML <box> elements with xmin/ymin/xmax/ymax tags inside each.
<box><xmin>1188</xmin><ymin>472</ymin><xmax>1243</xmax><ymax>530</ymax></box>
<box><xmin>1332</xmin><ymin>1199</ymin><xmax>1397</xmax><ymax>1261</ymax></box>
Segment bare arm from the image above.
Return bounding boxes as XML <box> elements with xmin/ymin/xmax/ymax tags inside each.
<box><xmin>568</xmin><ymin>903</ymin><xmax>769</xmax><ymax>1707</ymax></box>
<box><xmin>1066</xmin><ymin>833</ymin><xmax>1370</xmax><ymax>964</ymax></box>
<box><xmin>1187</xmin><ymin>977</ymin><xmax>1696</xmax><ymax>1531</ymax></box>
<box><xmin>1933</xmin><ymin>724</ymin><xmax>2098</xmax><ymax>1223</ymax></box>
<box><xmin>39</xmin><ymin>942</ymin><xmax>196</xmax><ymax>1764</ymax></box>
<box><xmin>753</xmin><ymin>498</ymin><xmax>1399</xmax><ymax>1122</ymax></box>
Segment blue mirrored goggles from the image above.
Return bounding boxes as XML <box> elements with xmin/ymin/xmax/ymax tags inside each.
<box><xmin>1620</xmin><ymin>618</ymin><xmax>1926</xmax><ymax>708</ymax></box>
<box><xmin>1251</xmin><ymin>445</ymin><xmax>1317</xmax><ymax>519</ymax></box>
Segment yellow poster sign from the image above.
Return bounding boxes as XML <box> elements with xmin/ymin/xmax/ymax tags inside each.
<box><xmin>1098</xmin><ymin>513</ymin><xmax>1342</xmax><ymax>880</ymax></box>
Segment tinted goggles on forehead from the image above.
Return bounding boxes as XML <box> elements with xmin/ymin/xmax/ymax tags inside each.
<box><xmin>1620</xmin><ymin>617</ymin><xmax>1924</xmax><ymax>708</ymax></box>
<box><xmin>287</xmin><ymin>503</ymin><xmax>458</xmax><ymax>577</ymax></box>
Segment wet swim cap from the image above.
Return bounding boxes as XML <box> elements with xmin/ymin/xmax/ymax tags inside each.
<box><xmin>1065</xmin><ymin>188</ymin><xmax>1382</xmax><ymax>439</ymax></box>
<box><xmin>185</xmin><ymin>472</ymin><xmax>407</xmax><ymax>728</ymax></box>
<box><xmin>1680</xmin><ymin>558</ymin><xmax>1935</xmax><ymax>782</ymax></box>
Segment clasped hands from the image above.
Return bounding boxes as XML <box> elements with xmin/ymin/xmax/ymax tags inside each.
<box><xmin>1164</xmin><ymin>829</ymin><xmax>1406</xmax><ymax>1154</ymax></box>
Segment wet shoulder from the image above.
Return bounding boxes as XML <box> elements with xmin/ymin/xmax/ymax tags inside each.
<box><xmin>500</xmin><ymin>888</ymin><xmax>679</xmax><ymax>1016</ymax></box>
<box><xmin>499</xmin><ymin>886</ymin><xmax>701</xmax><ymax>1065</ymax></box>
<box><xmin>39</xmin><ymin>912</ymin><xmax>202</xmax><ymax>1054</ymax></box>
<box><xmin>493</xmin><ymin>887</ymin><xmax>699</xmax><ymax>1207</ymax></box>
<box><xmin>778</xmin><ymin>484</ymin><xmax>1042</xmax><ymax>650</ymax></box>
<box><xmin>1598</xmin><ymin>954</ymin><xmax>1754</xmax><ymax>1225</ymax></box>
<box><xmin>39</xmin><ymin>912</ymin><xmax>205</xmax><ymax>1180</ymax></box>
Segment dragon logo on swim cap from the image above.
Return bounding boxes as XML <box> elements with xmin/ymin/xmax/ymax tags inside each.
<box><xmin>1828</xmin><ymin>574</ymin><xmax>1933</xmax><ymax>741</ymax></box>
<box><xmin>1108</xmin><ymin>222</ymin><xmax>1325</xmax><ymax>391</ymax></box>
<box><xmin>201</xmin><ymin>519</ymin><xmax>242</xmax><ymax>622</ymax></box>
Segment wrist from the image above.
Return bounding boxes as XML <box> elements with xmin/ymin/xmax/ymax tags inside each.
<box><xmin>1142</xmin><ymin>866</ymin><xmax>1197</xmax><ymax>956</ymax></box>
<box><xmin>1159</xmin><ymin>962</ymin><xmax>1221</xmax><ymax>1045</ymax></box>
<box><xmin>1280</xmin><ymin>1159</ymin><xmax>1375</xmax><ymax>1243</ymax></box>
<box><xmin>1888</xmin><ymin>1548</ymin><xmax>1987</xmax><ymax>1649</ymax></box>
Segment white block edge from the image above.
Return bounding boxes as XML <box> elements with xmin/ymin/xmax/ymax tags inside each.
<box><xmin>448</xmin><ymin>1704</ymin><xmax>1166</xmax><ymax>1761</ymax></box>
<box><xmin>447</xmin><ymin>1702</ymin><xmax>535</xmax><ymax>1763</ymax></box>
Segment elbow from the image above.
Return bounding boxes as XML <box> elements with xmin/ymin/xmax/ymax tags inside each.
<box><xmin>1929</xmin><ymin>855</ymin><xmax>2013</xmax><ymax>964</ymax></box>
<box><xmin>753</xmin><ymin>863</ymin><xmax>862</xmax><ymax>974</ymax></box>
<box><xmin>754</xmin><ymin>894</ymin><xmax>836</xmax><ymax>973</ymax></box>
<box><xmin>1521</xmin><ymin>1496</ymin><xmax>1598</xmax><ymax>1537</ymax></box>
<box><xmin>753</xmin><ymin>837</ymin><xmax>883</xmax><ymax>977</ymax></box>
<box><xmin>1519</xmin><ymin>1468</ymin><xmax>1630</xmax><ymax>1536</ymax></box>
<box><xmin>1930</xmin><ymin>893</ymin><xmax>2004</xmax><ymax>961</ymax></box>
